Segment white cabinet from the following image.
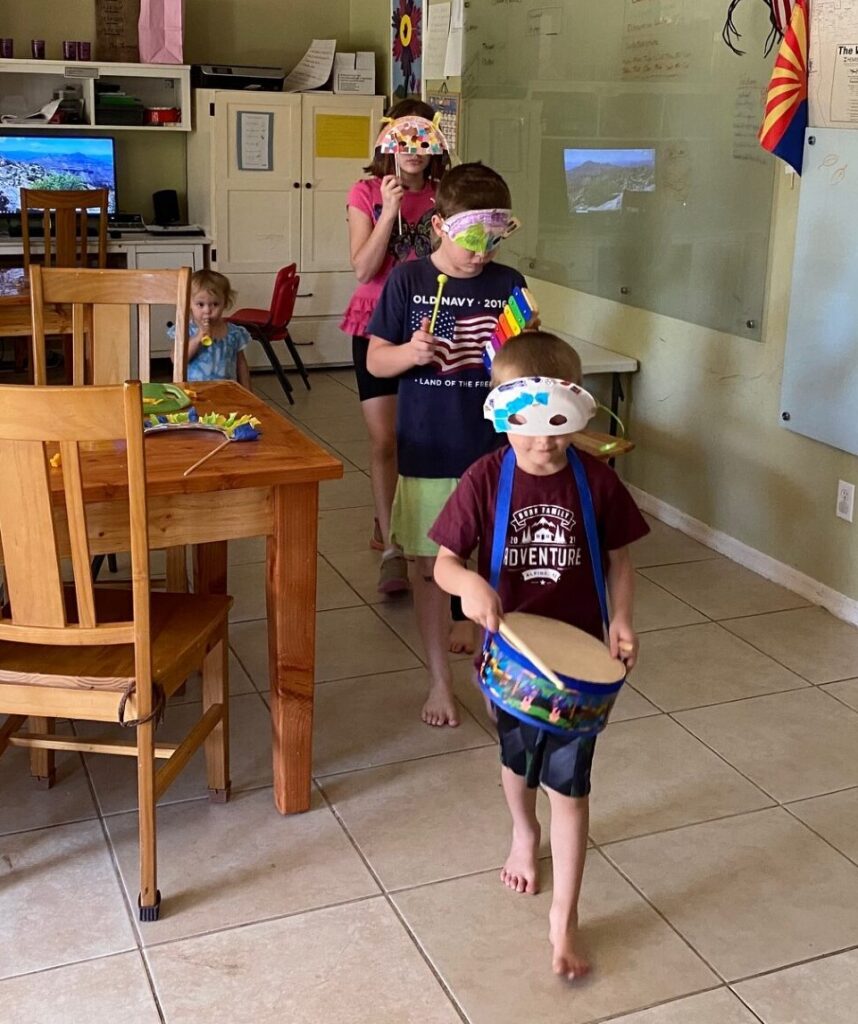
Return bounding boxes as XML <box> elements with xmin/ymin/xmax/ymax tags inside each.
<box><xmin>130</xmin><ymin>246</ymin><xmax>207</xmax><ymax>357</ymax></box>
<box><xmin>0</xmin><ymin>58</ymin><xmax>191</xmax><ymax>131</ymax></box>
<box><xmin>187</xmin><ymin>89</ymin><xmax>384</xmax><ymax>366</ymax></box>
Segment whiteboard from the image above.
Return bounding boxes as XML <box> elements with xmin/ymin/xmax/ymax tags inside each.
<box><xmin>459</xmin><ymin>0</ymin><xmax>777</xmax><ymax>339</ymax></box>
<box><xmin>780</xmin><ymin>127</ymin><xmax>858</xmax><ymax>457</ymax></box>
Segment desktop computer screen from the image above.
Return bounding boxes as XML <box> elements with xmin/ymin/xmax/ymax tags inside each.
<box><xmin>0</xmin><ymin>135</ymin><xmax>117</xmax><ymax>215</ymax></box>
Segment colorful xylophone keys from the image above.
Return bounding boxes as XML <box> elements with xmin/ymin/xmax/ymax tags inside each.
<box><xmin>484</xmin><ymin>286</ymin><xmax>539</xmax><ymax>369</ymax></box>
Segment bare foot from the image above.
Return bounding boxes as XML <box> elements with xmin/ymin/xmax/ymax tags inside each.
<box><xmin>449</xmin><ymin>619</ymin><xmax>476</xmax><ymax>655</ymax></box>
<box><xmin>549</xmin><ymin>909</ymin><xmax>591</xmax><ymax>981</ymax></box>
<box><xmin>500</xmin><ymin>824</ymin><xmax>541</xmax><ymax>894</ymax></box>
<box><xmin>422</xmin><ymin>680</ymin><xmax>459</xmax><ymax>727</ymax></box>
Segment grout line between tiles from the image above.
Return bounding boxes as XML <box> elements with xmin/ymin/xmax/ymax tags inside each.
<box><xmin>313</xmin><ymin>780</ymin><xmax>471</xmax><ymax>1024</ymax></box>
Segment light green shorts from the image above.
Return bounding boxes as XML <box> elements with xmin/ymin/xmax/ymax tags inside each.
<box><xmin>390</xmin><ymin>476</ymin><xmax>459</xmax><ymax>558</ymax></box>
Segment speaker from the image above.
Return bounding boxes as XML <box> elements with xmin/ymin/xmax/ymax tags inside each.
<box><xmin>152</xmin><ymin>189</ymin><xmax>180</xmax><ymax>226</ymax></box>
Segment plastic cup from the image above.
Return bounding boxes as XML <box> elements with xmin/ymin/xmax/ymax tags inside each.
<box><xmin>62</xmin><ymin>40</ymin><xmax>78</xmax><ymax>60</ymax></box>
<box><xmin>0</xmin><ymin>39</ymin><xmax>13</xmax><ymax>59</ymax></box>
<box><xmin>31</xmin><ymin>39</ymin><xmax>45</xmax><ymax>59</ymax></box>
<box><xmin>78</xmin><ymin>41</ymin><xmax>91</xmax><ymax>60</ymax></box>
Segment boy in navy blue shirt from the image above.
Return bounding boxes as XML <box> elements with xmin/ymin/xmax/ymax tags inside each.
<box><xmin>367</xmin><ymin>163</ymin><xmax>525</xmax><ymax>728</ymax></box>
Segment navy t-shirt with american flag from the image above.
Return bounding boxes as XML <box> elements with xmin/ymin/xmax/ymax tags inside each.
<box><xmin>367</xmin><ymin>256</ymin><xmax>526</xmax><ymax>478</ymax></box>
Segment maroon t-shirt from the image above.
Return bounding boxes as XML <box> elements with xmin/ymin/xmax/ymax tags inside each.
<box><xmin>429</xmin><ymin>446</ymin><xmax>650</xmax><ymax>641</ymax></box>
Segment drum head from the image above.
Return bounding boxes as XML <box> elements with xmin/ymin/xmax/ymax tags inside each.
<box><xmin>504</xmin><ymin>611</ymin><xmax>625</xmax><ymax>684</ymax></box>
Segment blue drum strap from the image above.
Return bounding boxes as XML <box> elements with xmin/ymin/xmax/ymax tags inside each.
<box><xmin>489</xmin><ymin>447</ymin><xmax>516</xmax><ymax>591</ymax></box>
<box><xmin>488</xmin><ymin>445</ymin><xmax>609</xmax><ymax>633</ymax></box>
<box><xmin>566</xmin><ymin>446</ymin><xmax>610</xmax><ymax>633</ymax></box>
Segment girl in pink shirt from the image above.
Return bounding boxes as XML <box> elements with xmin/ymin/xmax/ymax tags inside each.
<box><xmin>341</xmin><ymin>100</ymin><xmax>449</xmax><ymax>597</ymax></box>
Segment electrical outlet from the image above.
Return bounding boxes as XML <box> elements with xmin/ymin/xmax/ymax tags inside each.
<box><xmin>837</xmin><ymin>480</ymin><xmax>855</xmax><ymax>523</ymax></box>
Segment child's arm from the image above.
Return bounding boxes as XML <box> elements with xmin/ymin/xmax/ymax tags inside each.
<box><xmin>348</xmin><ymin>177</ymin><xmax>401</xmax><ymax>283</ymax></box>
<box><xmin>367</xmin><ymin>318</ymin><xmax>437</xmax><ymax>377</ymax></box>
<box><xmin>435</xmin><ymin>546</ymin><xmax>503</xmax><ymax>633</ymax></box>
<box><xmin>606</xmin><ymin>545</ymin><xmax>638</xmax><ymax>669</ymax></box>
<box><xmin>236</xmin><ymin>351</ymin><xmax>251</xmax><ymax>390</ymax></box>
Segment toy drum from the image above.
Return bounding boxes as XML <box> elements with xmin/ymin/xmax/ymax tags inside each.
<box><xmin>479</xmin><ymin>611</ymin><xmax>626</xmax><ymax>738</ymax></box>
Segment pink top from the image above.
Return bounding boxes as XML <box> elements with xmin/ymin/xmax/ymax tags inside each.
<box><xmin>340</xmin><ymin>176</ymin><xmax>437</xmax><ymax>337</ymax></box>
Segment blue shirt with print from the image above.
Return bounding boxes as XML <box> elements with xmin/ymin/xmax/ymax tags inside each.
<box><xmin>166</xmin><ymin>321</ymin><xmax>251</xmax><ymax>381</ymax></box>
<box><xmin>367</xmin><ymin>257</ymin><xmax>525</xmax><ymax>479</ymax></box>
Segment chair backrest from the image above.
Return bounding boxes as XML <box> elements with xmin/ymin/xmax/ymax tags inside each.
<box><xmin>20</xmin><ymin>188</ymin><xmax>109</xmax><ymax>271</ymax></box>
<box><xmin>269</xmin><ymin>263</ymin><xmax>300</xmax><ymax>329</ymax></box>
<box><xmin>0</xmin><ymin>382</ymin><xmax>153</xmax><ymax>698</ymax></box>
<box><xmin>29</xmin><ymin>265</ymin><xmax>191</xmax><ymax>386</ymax></box>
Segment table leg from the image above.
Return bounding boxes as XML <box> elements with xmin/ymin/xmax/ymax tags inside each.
<box><xmin>267</xmin><ymin>482</ymin><xmax>318</xmax><ymax>814</ymax></box>
<box><xmin>193</xmin><ymin>542</ymin><xmax>228</xmax><ymax>595</ymax></box>
<box><xmin>610</xmin><ymin>372</ymin><xmax>625</xmax><ymax>436</ymax></box>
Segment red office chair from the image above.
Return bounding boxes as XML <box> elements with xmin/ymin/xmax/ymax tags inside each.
<box><xmin>228</xmin><ymin>264</ymin><xmax>311</xmax><ymax>404</ymax></box>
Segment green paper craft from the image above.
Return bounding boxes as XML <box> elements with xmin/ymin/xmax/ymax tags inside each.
<box><xmin>141</xmin><ymin>383</ymin><xmax>192</xmax><ymax>415</ymax></box>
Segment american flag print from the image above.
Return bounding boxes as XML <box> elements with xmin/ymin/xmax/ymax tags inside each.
<box><xmin>410</xmin><ymin>307</ymin><xmax>497</xmax><ymax>374</ymax></box>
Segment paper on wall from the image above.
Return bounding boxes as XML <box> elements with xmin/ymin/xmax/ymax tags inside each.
<box><xmin>283</xmin><ymin>39</ymin><xmax>336</xmax><ymax>93</ymax></box>
<box><xmin>809</xmin><ymin>0</ymin><xmax>858</xmax><ymax>126</ymax></box>
<box><xmin>424</xmin><ymin>2</ymin><xmax>451</xmax><ymax>80</ymax></box>
<box><xmin>445</xmin><ymin>0</ymin><xmax>465</xmax><ymax>77</ymax></box>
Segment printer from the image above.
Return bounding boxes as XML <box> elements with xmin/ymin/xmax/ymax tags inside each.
<box><xmin>192</xmin><ymin>65</ymin><xmax>285</xmax><ymax>91</ymax></box>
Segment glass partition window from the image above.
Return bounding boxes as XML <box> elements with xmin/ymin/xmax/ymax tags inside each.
<box><xmin>461</xmin><ymin>0</ymin><xmax>777</xmax><ymax>340</ymax></box>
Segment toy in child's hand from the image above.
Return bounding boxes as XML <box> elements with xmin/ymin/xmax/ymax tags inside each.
<box><xmin>200</xmin><ymin>334</ymin><xmax>215</xmax><ymax>348</ymax></box>
<box><xmin>375</xmin><ymin>114</ymin><xmax>450</xmax><ymax>233</ymax></box>
<box><xmin>428</xmin><ymin>273</ymin><xmax>448</xmax><ymax>335</ymax></box>
<box><xmin>483</xmin><ymin>286</ymin><xmax>539</xmax><ymax>370</ymax></box>
<box><xmin>375</xmin><ymin>114</ymin><xmax>450</xmax><ymax>156</ymax></box>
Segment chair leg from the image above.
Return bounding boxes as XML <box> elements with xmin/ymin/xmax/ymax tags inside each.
<box><xmin>202</xmin><ymin>637</ymin><xmax>231</xmax><ymax>803</ymax></box>
<box><xmin>282</xmin><ymin>328</ymin><xmax>311</xmax><ymax>391</ymax></box>
<box><xmin>91</xmin><ymin>554</ymin><xmax>106</xmax><ymax>580</ymax></box>
<box><xmin>29</xmin><ymin>717</ymin><xmax>56</xmax><ymax>789</ymax></box>
<box><xmin>255</xmin><ymin>331</ymin><xmax>295</xmax><ymax>405</ymax></box>
<box><xmin>107</xmin><ymin>553</ymin><xmax>119</xmax><ymax>574</ymax></box>
<box><xmin>137</xmin><ymin>719</ymin><xmax>161</xmax><ymax>921</ymax></box>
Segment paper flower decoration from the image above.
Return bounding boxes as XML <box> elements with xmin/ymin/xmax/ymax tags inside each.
<box><xmin>375</xmin><ymin>114</ymin><xmax>448</xmax><ymax>155</ymax></box>
<box><xmin>143</xmin><ymin>407</ymin><xmax>262</xmax><ymax>441</ymax></box>
<box><xmin>391</xmin><ymin>0</ymin><xmax>422</xmax><ymax>99</ymax></box>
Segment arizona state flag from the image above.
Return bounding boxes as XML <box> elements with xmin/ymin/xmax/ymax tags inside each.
<box><xmin>759</xmin><ymin>0</ymin><xmax>809</xmax><ymax>174</ymax></box>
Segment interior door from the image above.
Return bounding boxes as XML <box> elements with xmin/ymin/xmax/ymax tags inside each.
<box><xmin>213</xmin><ymin>92</ymin><xmax>302</xmax><ymax>274</ymax></box>
<box><xmin>300</xmin><ymin>93</ymin><xmax>384</xmax><ymax>273</ymax></box>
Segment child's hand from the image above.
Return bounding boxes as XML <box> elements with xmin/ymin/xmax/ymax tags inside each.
<box><xmin>408</xmin><ymin>317</ymin><xmax>438</xmax><ymax>366</ymax></box>
<box><xmin>609</xmin><ymin>619</ymin><xmax>638</xmax><ymax>671</ymax></box>
<box><xmin>460</xmin><ymin>575</ymin><xmax>503</xmax><ymax>634</ymax></box>
<box><xmin>380</xmin><ymin>174</ymin><xmax>404</xmax><ymax>217</ymax></box>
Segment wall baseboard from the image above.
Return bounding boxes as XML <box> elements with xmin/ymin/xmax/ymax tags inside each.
<box><xmin>627</xmin><ymin>485</ymin><xmax>858</xmax><ymax>628</ymax></box>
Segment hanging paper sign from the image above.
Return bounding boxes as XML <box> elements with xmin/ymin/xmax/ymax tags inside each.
<box><xmin>391</xmin><ymin>0</ymin><xmax>423</xmax><ymax>100</ymax></box>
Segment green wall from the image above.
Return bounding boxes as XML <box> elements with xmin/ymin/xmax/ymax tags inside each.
<box><xmin>534</xmin><ymin>172</ymin><xmax>858</xmax><ymax>605</ymax></box>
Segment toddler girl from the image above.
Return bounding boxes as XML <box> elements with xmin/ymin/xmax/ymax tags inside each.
<box><xmin>170</xmin><ymin>269</ymin><xmax>252</xmax><ymax>389</ymax></box>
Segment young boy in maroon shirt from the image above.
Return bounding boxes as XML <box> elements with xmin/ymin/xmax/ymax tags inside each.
<box><xmin>431</xmin><ymin>331</ymin><xmax>649</xmax><ymax>980</ymax></box>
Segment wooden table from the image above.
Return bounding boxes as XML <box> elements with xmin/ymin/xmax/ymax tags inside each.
<box><xmin>3</xmin><ymin>380</ymin><xmax>342</xmax><ymax>814</ymax></box>
<box><xmin>0</xmin><ymin>267</ymin><xmax>71</xmax><ymax>338</ymax></box>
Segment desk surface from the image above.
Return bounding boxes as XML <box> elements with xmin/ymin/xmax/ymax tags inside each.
<box><xmin>547</xmin><ymin>328</ymin><xmax>639</xmax><ymax>376</ymax></box>
<box><xmin>0</xmin><ymin>234</ymin><xmax>211</xmax><ymax>256</ymax></box>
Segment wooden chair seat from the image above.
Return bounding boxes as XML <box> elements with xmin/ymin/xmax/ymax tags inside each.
<box><xmin>0</xmin><ymin>589</ymin><xmax>230</xmax><ymax>700</ymax></box>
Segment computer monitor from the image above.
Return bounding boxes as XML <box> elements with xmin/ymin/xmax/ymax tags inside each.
<box><xmin>564</xmin><ymin>148</ymin><xmax>655</xmax><ymax>214</ymax></box>
<box><xmin>0</xmin><ymin>134</ymin><xmax>117</xmax><ymax>215</ymax></box>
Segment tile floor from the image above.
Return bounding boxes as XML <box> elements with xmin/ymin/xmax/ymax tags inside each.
<box><xmin>3</xmin><ymin>369</ymin><xmax>858</xmax><ymax>1022</ymax></box>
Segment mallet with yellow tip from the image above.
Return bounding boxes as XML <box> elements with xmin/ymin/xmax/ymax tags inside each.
<box><xmin>428</xmin><ymin>273</ymin><xmax>448</xmax><ymax>335</ymax></box>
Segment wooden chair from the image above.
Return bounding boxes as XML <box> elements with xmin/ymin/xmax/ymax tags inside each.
<box><xmin>227</xmin><ymin>263</ymin><xmax>311</xmax><ymax>404</ymax></box>
<box><xmin>20</xmin><ymin>187</ymin><xmax>109</xmax><ymax>271</ymax></box>
<box><xmin>17</xmin><ymin>188</ymin><xmax>109</xmax><ymax>381</ymax></box>
<box><xmin>29</xmin><ymin>265</ymin><xmax>191</xmax><ymax>386</ymax></box>
<box><xmin>572</xmin><ymin>428</ymin><xmax>635</xmax><ymax>461</ymax></box>
<box><xmin>0</xmin><ymin>381</ymin><xmax>232</xmax><ymax>921</ymax></box>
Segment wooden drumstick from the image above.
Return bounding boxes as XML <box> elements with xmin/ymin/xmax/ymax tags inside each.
<box><xmin>498</xmin><ymin>620</ymin><xmax>566</xmax><ymax>692</ymax></box>
<box><xmin>428</xmin><ymin>273</ymin><xmax>448</xmax><ymax>335</ymax></box>
<box><xmin>183</xmin><ymin>437</ymin><xmax>230</xmax><ymax>477</ymax></box>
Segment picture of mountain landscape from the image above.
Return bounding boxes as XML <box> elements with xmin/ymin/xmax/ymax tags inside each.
<box><xmin>0</xmin><ymin>136</ymin><xmax>116</xmax><ymax>214</ymax></box>
<box><xmin>565</xmin><ymin>148</ymin><xmax>655</xmax><ymax>214</ymax></box>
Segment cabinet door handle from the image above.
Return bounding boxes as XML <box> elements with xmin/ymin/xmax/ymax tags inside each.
<box><xmin>296</xmin><ymin>292</ymin><xmax>313</xmax><ymax>298</ymax></box>
<box><xmin>304</xmin><ymin>182</ymin><xmax>312</xmax><ymax>189</ymax></box>
<box><xmin>293</xmin><ymin>182</ymin><xmax>300</xmax><ymax>188</ymax></box>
